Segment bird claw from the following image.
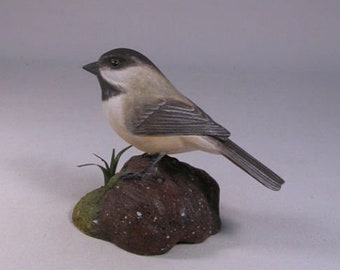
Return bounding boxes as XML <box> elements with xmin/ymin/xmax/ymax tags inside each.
<box><xmin>119</xmin><ymin>171</ymin><xmax>164</xmax><ymax>183</ymax></box>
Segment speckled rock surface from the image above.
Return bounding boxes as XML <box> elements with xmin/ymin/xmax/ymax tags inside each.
<box><xmin>72</xmin><ymin>154</ymin><xmax>221</xmax><ymax>255</ymax></box>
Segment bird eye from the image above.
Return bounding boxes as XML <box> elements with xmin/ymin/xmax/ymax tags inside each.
<box><xmin>110</xmin><ymin>58</ymin><xmax>121</xmax><ymax>68</ymax></box>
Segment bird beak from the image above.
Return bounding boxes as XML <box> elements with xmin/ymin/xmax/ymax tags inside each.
<box><xmin>82</xmin><ymin>62</ymin><xmax>99</xmax><ymax>75</ymax></box>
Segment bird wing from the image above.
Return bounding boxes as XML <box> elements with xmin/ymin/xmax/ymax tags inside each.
<box><xmin>129</xmin><ymin>99</ymin><xmax>230</xmax><ymax>141</ymax></box>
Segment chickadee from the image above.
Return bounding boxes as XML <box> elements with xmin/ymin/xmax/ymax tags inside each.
<box><xmin>83</xmin><ymin>48</ymin><xmax>285</xmax><ymax>191</ymax></box>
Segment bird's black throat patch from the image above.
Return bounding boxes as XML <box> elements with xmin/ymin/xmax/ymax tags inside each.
<box><xmin>98</xmin><ymin>77</ymin><xmax>123</xmax><ymax>100</ymax></box>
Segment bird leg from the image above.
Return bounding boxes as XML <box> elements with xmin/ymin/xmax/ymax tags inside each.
<box><xmin>120</xmin><ymin>152</ymin><xmax>166</xmax><ymax>181</ymax></box>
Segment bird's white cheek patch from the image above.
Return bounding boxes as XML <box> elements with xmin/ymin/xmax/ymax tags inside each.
<box><xmin>100</xmin><ymin>67</ymin><xmax>141</xmax><ymax>87</ymax></box>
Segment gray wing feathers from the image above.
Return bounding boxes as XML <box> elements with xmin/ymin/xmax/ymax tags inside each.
<box><xmin>131</xmin><ymin>99</ymin><xmax>230</xmax><ymax>140</ymax></box>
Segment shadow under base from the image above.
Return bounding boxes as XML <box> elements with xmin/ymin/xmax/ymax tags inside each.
<box><xmin>72</xmin><ymin>154</ymin><xmax>221</xmax><ymax>255</ymax></box>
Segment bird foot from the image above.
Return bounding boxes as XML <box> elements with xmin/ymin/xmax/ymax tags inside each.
<box><xmin>119</xmin><ymin>171</ymin><xmax>164</xmax><ymax>183</ymax></box>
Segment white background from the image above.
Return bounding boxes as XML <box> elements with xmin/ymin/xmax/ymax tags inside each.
<box><xmin>1</xmin><ymin>1</ymin><xmax>339</xmax><ymax>269</ymax></box>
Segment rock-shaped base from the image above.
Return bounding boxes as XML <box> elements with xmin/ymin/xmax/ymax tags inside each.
<box><xmin>72</xmin><ymin>154</ymin><xmax>221</xmax><ymax>255</ymax></box>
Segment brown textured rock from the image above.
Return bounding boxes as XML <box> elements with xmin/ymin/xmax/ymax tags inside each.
<box><xmin>73</xmin><ymin>154</ymin><xmax>221</xmax><ymax>255</ymax></box>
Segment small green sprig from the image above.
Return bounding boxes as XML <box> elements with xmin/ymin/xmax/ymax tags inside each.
<box><xmin>78</xmin><ymin>145</ymin><xmax>132</xmax><ymax>186</ymax></box>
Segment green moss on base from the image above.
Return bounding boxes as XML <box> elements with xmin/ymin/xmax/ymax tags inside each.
<box><xmin>72</xmin><ymin>186</ymin><xmax>107</xmax><ymax>238</ymax></box>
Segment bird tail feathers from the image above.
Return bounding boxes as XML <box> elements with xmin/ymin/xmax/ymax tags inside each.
<box><xmin>220</xmin><ymin>139</ymin><xmax>285</xmax><ymax>191</ymax></box>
